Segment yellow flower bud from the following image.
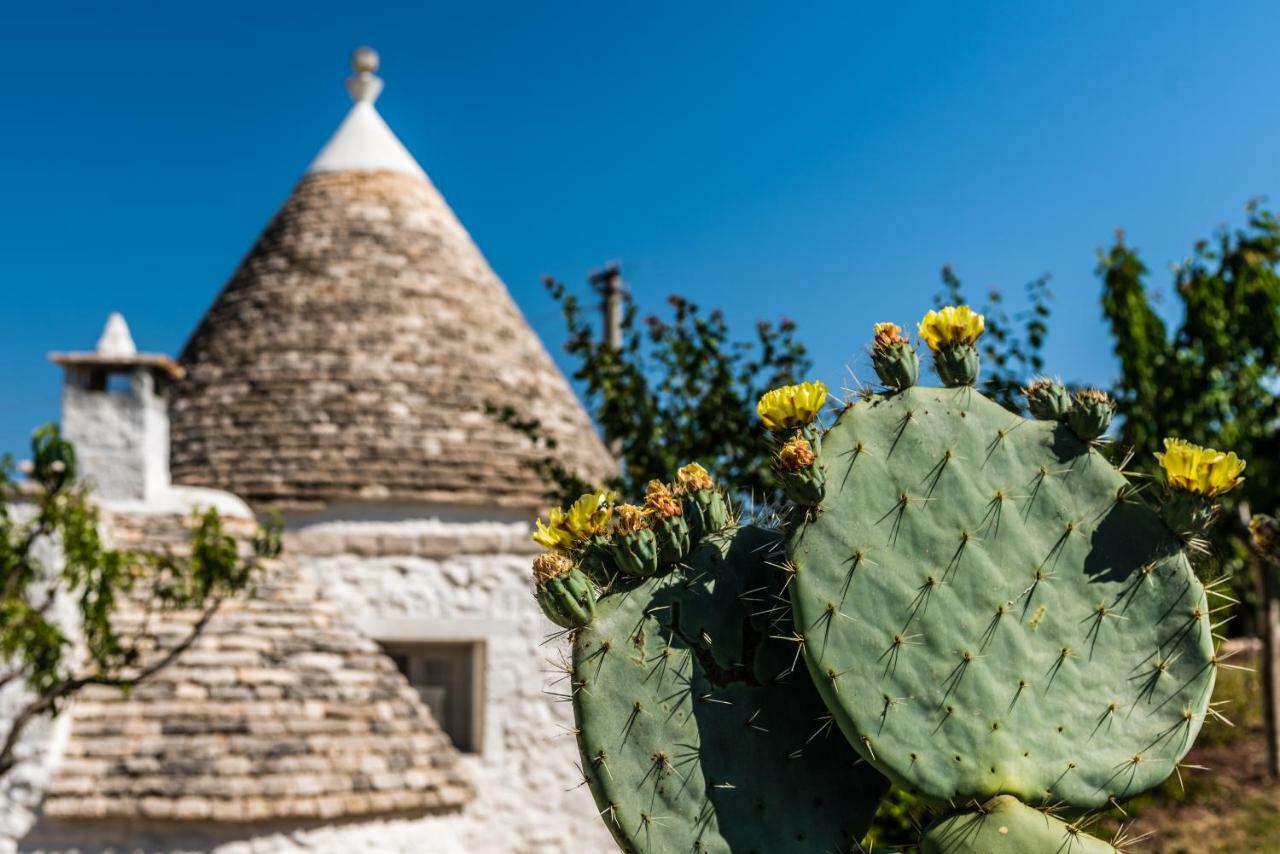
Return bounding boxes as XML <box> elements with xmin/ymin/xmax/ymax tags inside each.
<box><xmin>644</xmin><ymin>480</ymin><xmax>682</xmax><ymax>519</ymax></box>
<box><xmin>613</xmin><ymin>504</ymin><xmax>649</xmax><ymax>535</ymax></box>
<box><xmin>777</xmin><ymin>435</ymin><xmax>816</xmax><ymax>473</ymax></box>
<box><xmin>676</xmin><ymin>462</ymin><xmax>715</xmax><ymax>493</ymax></box>
<box><xmin>872</xmin><ymin>322</ymin><xmax>907</xmax><ymax>352</ymax></box>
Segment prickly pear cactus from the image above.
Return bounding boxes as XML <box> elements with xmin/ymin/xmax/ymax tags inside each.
<box><xmin>919</xmin><ymin>795</ymin><xmax>1118</xmax><ymax>854</ymax></box>
<box><xmin>786</xmin><ymin>382</ymin><xmax>1217</xmax><ymax>808</ymax></box>
<box><xmin>571</xmin><ymin>524</ymin><xmax>887</xmax><ymax>853</ymax></box>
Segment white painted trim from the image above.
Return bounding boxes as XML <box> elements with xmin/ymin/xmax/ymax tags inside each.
<box><xmin>358</xmin><ymin>617</ymin><xmax>501</xmax><ymax>643</ymax></box>
<box><xmin>307</xmin><ymin>101</ymin><xmax>426</xmax><ymax>178</ymax></box>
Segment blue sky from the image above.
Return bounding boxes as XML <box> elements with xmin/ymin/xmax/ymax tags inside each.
<box><xmin>3</xmin><ymin>1</ymin><xmax>1278</xmax><ymax>459</ymax></box>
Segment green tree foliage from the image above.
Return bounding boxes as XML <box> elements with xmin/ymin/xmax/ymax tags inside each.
<box><xmin>1099</xmin><ymin>202</ymin><xmax>1280</xmax><ymax>594</ymax></box>
<box><xmin>492</xmin><ymin>275</ymin><xmax>811</xmax><ymax>505</ymax></box>
<box><xmin>0</xmin><ymin>425</ymin><xmax>276</xmax><ymax>778</ymax></box>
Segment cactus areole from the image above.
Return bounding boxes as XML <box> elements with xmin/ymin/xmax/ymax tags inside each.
<box><xmin>786</xmin><ymin>385</ymin><xmax>1216</xmax><ymax>807</ymax></box>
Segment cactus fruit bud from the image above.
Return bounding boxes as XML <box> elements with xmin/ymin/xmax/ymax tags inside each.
<box><xmin>1251</xmin><ymin>513</ymin><xmax>1278</xmax><ymax>557</ymax></box>
<box><xmin>609</xmin><ymin>503</ymin><xmax>661</xmax><ymax>577</ymax></box>
<box><xmin>756</xmin><ymin>381</ymin><xmax>828</xmax><ymax>432</ymax></box>
<box><xmin>1022</xmin><ymin>378</ymin><xmax>1072</xmax><ymax>421</ymax></box>
<box><xmin>871</xmin><ymin>323</ymin><xmax>919</xmax><ymax>390</ymax></box>
<box><xmin>918</xmin><ymin>306</ymin><xmax>984</xmax><ymax>387</ymax></box>
<box><xmin>776</xmin><ymin>434</ymin><xmax>825</xmax><ymax>506</ymax></box>
<box><xmin>1156</xmin><ymin>438</ymin><xmax>1246</xmax><ymax>498</ymax></box>
<box><xmin>644</xmin><ymin>480</ymin><xmax>691</xmax><ymax>564</ymax></box>
<box><xmin>532</xmin><ymin>553</ymin><xmax>596</xmax><ymax>629</ymax></box>
<box><xmin>677</xmin><ymin>462</ymin><xmax>731</xmax><ymax>538</ymax></box>
<box><xmin>1066</xmin><ymin>389</ymin><xmax>1114</xmax><ymax>441</ymax></box>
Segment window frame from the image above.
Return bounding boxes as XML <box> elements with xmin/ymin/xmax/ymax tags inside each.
<box><xmin>379</xmin><ymin>638</ymin><xmax>487</xmax><ymax>755</ymax></box>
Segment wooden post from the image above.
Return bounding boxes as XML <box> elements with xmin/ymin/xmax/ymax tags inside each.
<box><xmin>1263</xmin><ymin>560</ymin><xmax>1280</xmax><ymax>777</ymax></box>
<box><xmin>1244</xmin><ymin>503</ymin><xmax>1280</xmax><ymax>778</ymax></box>
<box><xmin>589</xmin><ymin>263</ymin><xmax>627</xmax><ymax>456</ymax></box>
<box><xmin>590</xmin><ymin>263</ymin><xmax>625</xmax><ymax>350</ymax></box>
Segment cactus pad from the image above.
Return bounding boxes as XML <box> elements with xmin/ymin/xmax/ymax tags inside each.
<box><xmin>572</xmin><ymin>524</ymin><xmax>887</xmax><ymax>852</ymax></box>
<box><xmin>787</xmin><ymin>386</ymin><xmax>1215</xmax><ymax>807</ymax></box>
<box><xmin>920</xmin><ymin>795</ymin><xmax>1117</xmax><ymax>853</ymax></box>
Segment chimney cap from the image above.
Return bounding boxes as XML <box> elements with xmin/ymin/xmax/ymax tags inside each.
<box><xmin>48</xmin><ymin>313</ymin><xmax>184</xmax><ymax>378</ymax></box>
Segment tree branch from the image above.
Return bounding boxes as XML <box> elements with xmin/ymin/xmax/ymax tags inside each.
<box><xmin>0</xmin><ymin>597</ymin><xmax>222</xmax><ymax>779</ymax></box>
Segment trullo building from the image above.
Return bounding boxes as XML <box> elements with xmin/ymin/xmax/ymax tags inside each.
<box><xmin>2</xmin><ymin>48</ymin><xmax>615</xmax><ymax>853</ymax></box>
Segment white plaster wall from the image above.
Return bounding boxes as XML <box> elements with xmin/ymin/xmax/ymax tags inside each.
<box><xmin>3</xmin><ymin>500</ymin><xmax>609</xmax><ymax>854</ymax></box>
<box><xmin>61</xmin><ymin>370</ymin><xmax>170</xmax><ymax>503</ymax></box>
<box><xmin>287</xmin><ymin>504</ymin><xmax>613</xmax><ymax>854</ymax></box>
<box><xmin>0</xmin><ymin>517</ymin><xmax>76</xmax><ymax>854</ymax></box>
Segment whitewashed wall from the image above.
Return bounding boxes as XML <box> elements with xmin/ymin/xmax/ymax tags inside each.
<box><xmin>0</xmin><ymin>517</ymin><xmax>75</xmax><ymax>854</ymax></box>
<box><xmin>4</xmin><ymin>501</ymin><xmax>609</xmax><ymax>854</ymax></box>
<box><xmin>284</xmin><ymin>503</ymin><xmax>613</xmax><ymax>854</ymax></box>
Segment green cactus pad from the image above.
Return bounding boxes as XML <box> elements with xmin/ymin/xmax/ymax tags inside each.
<box><xmin>920</xmin><ymin>795</ymin><xmax>1117</xmax><ymax>853</ymax></box>
<box><xmin>787</xmin><ymin>386</ymin><xmax>1215</xmax><ymax>808</ymax></box>
<box><xmin>573</xmin><ymin>525</ymin><xmax>887</xmax><ymax>853</ymax></box>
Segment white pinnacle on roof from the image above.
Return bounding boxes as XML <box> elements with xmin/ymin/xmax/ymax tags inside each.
<box><xmin>96</xmin><ymin>312</ymin><xmax>138</xmax><ymax>357</ymax></box>
<box><xmin>307</xmin><ymin>47</ymin><xmax>426</xmax><ymax>179</ymax></box>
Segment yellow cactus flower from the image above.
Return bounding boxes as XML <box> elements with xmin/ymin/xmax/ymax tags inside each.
<box><xmin>644</xmin><ymin>480</ymin><xmax>683</xmax><ymax>518</ymax></box>
<box><xmin>532</xmin><ymin>510</ymin><xmax>575</xmax><ymax>551</ymax></box>
<box><xmin>756</xmin><ymin>381</ymin><xmax>828</xmax><ymax>432</ymax></box>
<box><xmin>613</xmin><ymin>503</ymin><xmax>649</xmax><ymax>535</ymax></box>
<box><xmin>532</xmin><ymin>491</ymin><xmax>614</xmax><ymax>551</ymax></box>
<box><xmin>872</xmin><ymin>322</ymin><xmax>907</xmax><ymax>351</ymax></box>
<box><xmin>562</xmin><ymin>491</ymin><xmax>614</xmax><ymax>540</ymax></box>
<box><xmin>532</xmin><ymin>552</ymin><xmax>574</xmax><ymax>585</ymax></box>
<box><xmin>917</xmin><ymin>305</ymin><xmax>985</xmax><ymax>352</ymax></box>
<box><xmin>777</xmin><ymin>435</ymin><xmax>816</xmax><ymax>473</ymax></box>
<box><xmin>677</xmin><ymin>462</ymin><xmax>715</xmax><ymax>493</ymax></box>
<box><xmin>1155</xmin><ymin>438</ymin><xmax>1246</xmax><ymax>498</ymax></box>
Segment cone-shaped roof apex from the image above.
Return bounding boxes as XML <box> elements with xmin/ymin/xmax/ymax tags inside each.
<box><xmin>96</xmin><ymin>312</ymin><xmax>137</xmax><ymax>357</ymax></box>
<box><xmin>307</xmin><ymin>47</ymin><xmax>425</xmax><ymax>178</ymax></box>
<box><xmin>171</xmin><ymin>51</ymin><xmax>613</xmax><ymax>509</ymax></box>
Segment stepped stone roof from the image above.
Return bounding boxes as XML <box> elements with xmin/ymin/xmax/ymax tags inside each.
<box><xmin>43</xmin><ymin>512</ymin><xmax>473</xmax><ymax>822</ymax></box>
<box><xmin>170</xmin><ymin>49</ymin><xmax>612</xmax><ymax>510</ymax></box>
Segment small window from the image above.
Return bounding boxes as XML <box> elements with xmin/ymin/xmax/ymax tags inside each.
<box><xmin>83</xmin><ymin>369</ymin><xmax>134</xmax><ymax>394</ymax></box>
<box><xmin>381</xmin><ymin>641</ymin><xmax>484</xmax><ymax>753</ymax></box>
<box><xmin>105</xmin><ymin>373</ymin><xmax>134</xmax><ymax>394</ymax></box>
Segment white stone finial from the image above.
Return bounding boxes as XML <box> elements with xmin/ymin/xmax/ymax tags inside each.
<box><xmin>353</xmin><ymin>46</ymin><xmax>379</xmax><ymax>74</ymax></box>
<box><xmin>96</xmin><ymin>312</ymin><xmax>138</xmax><ymax>358</ymax></box>
<box><xmin>346</xmin><ymin>46</ymin><xmax>384</xmax><ymax>104</ymax></box>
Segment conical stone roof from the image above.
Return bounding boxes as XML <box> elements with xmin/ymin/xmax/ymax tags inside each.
<box><xmin>43</xmin><ymin>512</ymin><xmax>473</xmax><ymax>823</ymax></box>
<box><xmin>170</xmin><ymin>50</ymin><xmax>612</xmax><ymax>510</ymax></box>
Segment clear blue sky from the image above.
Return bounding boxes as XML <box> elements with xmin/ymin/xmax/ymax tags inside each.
<box><xmin>4</xmin><ymin>1</ymin><xmax>1278</xmax><ymax>459</ymax></box>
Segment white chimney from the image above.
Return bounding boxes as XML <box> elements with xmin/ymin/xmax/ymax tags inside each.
<box><xmin>48</xmin><ymin>314</ymin><xmax>185</xmax><ymax>504</ymax></box>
